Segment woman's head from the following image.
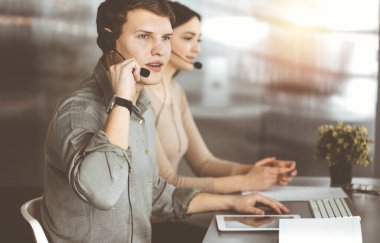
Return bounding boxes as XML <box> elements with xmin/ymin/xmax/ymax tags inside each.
<box><xmin>169</xmin><ymin>2</ymin><xmax>202</xmax><ymax>71</ymax></box>
<box><xmin>170</xmin><ymin>2</ymin><xmax>201</xmax><ymax>28</ymax></box>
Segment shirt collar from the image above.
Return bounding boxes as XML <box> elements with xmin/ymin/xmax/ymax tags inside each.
<box><xmin>93</xmin><ymin>60</ymin><xmax>151</xmax><ymax>117</ymax></box>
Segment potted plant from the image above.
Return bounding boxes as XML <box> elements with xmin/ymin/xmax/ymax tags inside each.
<box><xmin>314</xmin><ymin>122</ymin><xmax>373</xmax><ymax>187</ymax></box>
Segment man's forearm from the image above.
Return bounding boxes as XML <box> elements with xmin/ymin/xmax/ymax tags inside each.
<box><xmin>103</xmin><ymin>106</ymin><xmax>131</xmax><ymax>149</ymax></box>
<box><xmin>186</xmin><ymin>192</ymin><xmax>235</xmax><ymax>214</ymax></box>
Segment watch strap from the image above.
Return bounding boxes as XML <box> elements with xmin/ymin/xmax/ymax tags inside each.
<box><xmin>108</xmin><ymin>96</ymin><xmax>133</xmax><ymax>115</ymax></box>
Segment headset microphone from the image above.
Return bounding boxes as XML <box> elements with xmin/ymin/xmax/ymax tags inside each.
<box><xmin>193</xmin><ymin>62</ymin><xmax>202</xmax><ymax>70</ymax></box>
<box><xmin>140</xmin><ymin>68</ymin><xmax>150</xmax><ymax>77</ymax></box>
<box><xmin>171</xmin><ymin>50</ymin><xmax>203</xmax><ymax>70</ymax></box>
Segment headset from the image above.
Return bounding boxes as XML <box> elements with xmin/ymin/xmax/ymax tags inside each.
<box><xmin>171</xmin><ymin>50</ymin><xmax>203</xmax><ymax>69</ymax></box>
<box><xmin>97</xmin><ymin>11</ymin><xmax>150</xmax><ymax>77</ymax></box>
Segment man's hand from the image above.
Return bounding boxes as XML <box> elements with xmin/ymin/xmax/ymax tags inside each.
<box><xmin>109</xmin><ymin>57</ymin><xmax>142</xmax><ymax>101</ymax></box>
<box><xmin>231</xmin><ymin>193</ymin><xmax>289</xmax><ymax>215</ymax></box>
<box><xmin>186</xmin><ymin>192</ymin><xmax>289</xmax><ymax>215</ymax></box>
<box><xmin>103</xmin><ymin>56</ymin><xmax>142</xmax><ymax>149</ymax></box>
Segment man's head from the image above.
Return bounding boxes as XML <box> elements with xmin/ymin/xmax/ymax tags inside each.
<box><xmin>96</xmin><ymin>0</ymin><xmax>175</xmax><ymax>85</ymax></box>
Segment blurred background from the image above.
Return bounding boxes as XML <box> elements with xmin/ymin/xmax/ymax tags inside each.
<box><xmin>1</xmin><ymin>0</ymin><xmax>379</xmax><ymax>241</ymax></box>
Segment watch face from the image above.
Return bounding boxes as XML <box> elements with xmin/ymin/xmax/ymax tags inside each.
<box><xmin>106</xmin><ymin>96</ymin><xmax>116</xmax><ymax>114</ymax></box>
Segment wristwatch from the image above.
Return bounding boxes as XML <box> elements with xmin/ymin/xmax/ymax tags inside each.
<box><xmin>107</xmin><ymin>96</ymin><xmax>133</xmax><ymax>115</ymax></box>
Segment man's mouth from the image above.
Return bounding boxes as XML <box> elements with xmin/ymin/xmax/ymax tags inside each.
<box><xmin>147</xmin><ymin>63</ymin><xmax>163</xmax><ymax>67</ymax></box>
<box><xmin>146</xmin><ymin>62</ymin><xmax>164</xmax><ymax>72</ymax></box>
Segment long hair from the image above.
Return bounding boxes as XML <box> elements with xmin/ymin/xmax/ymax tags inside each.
<box><xmin>169</xmin><ymin>1</ymin><xmax>201</xmax><ymax>28</ymax></box>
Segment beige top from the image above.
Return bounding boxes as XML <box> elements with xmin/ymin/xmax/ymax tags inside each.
<box><xmin>145</xmin><ymin>81</ymin><xmax>238</xmax><ymax>192</ymax></box>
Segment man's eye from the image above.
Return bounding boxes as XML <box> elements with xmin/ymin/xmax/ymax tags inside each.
<box><xmin>138</xmin><ymin>34</ymin><xmax>148</xmax><ymax>39</ymax></box>
<box><xmin>183</xmin><ymin>37</ymin><xmax>192</xmax><ymax>41</ymax></box>
<box><xmin>163</xmin><ymin>36</ymin><xmax>171</xmax><ymax>41</ymax></box>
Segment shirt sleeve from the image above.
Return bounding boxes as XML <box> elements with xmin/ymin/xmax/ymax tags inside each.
<box><xmin>151</xmin><ymin>174</ymin><xmax>199</xmax><ymax>222</ymax></box>
<box><xmin>50</xmin><ymin>108</ymin><xmax>131</xmax><ymax>210</ymax></box>
<box><xmin>177</xmin><ymin>85</ymin><xmax>238</xmax><ymax>178</ymax></box>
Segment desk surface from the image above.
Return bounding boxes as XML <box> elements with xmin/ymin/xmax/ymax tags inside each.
<box><xmin>201</xmin><ymin>176</ymin><xmax>380</xmax><ymax>243</ymax></box>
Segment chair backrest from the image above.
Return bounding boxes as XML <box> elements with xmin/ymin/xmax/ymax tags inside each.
<box><xmin>20</xmin><ymin>197</ymin><xmax>49</xmax><ymax>243</ymax></box>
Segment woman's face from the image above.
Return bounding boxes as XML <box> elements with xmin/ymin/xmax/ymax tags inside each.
<box><xmin>170</xmin><ymin>16</ymin><xmax>201</xmax><ymax>71</ymax></box>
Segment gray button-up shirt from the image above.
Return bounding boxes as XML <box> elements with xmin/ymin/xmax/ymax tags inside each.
<box><xmin>41</xmin><ymin>61</ymin><xmax>198</xmax><ymax>243</ymax></box>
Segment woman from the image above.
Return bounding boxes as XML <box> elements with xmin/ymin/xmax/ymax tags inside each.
<box><xmin>146</xmin><ymin>1</ymin><xmax>297</xmax><ymax>194</ymax></box>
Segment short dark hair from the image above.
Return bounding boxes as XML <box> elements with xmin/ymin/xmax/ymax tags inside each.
<box><xmin>96</xmin><ymin>0</ymin><xmax>175</xmax><ymax>53</ymax></box>
<box><xmin>169</xmin><ymin>1</ymin><xmax>201</xmax><ymax>29</ymax></box>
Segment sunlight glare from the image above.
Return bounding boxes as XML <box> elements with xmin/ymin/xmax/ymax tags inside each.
<box><xmin>202</xmin><ymin>16</ymin><xmax>269</xmax><ymax>50</ymax></box>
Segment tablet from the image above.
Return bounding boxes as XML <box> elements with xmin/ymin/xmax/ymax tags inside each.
<box><xmin>216</xmin><ymin>214</ymin><xmax>301</xmax><ymax>231</ymax></box>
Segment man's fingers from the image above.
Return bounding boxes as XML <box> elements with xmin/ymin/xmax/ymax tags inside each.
<box><xmin>255</xmin><ymin>195</ymin><xmax>289</xmax><ymax>214</ymax></box>
<box><xmin>132</xmin><ymin>66</ymin><xmax>141</xmax><ymax>82</ymax></box>
<box><xmin>247</xmin><ymin>207</ymin><xmax>265</xmax><ymax>215</ymax></box>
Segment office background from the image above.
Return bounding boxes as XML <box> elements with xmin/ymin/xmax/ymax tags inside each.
<box><xmin>0</xmin><ymin>0</ymin><xmax>379</xmax><ymax>241</ymax></box>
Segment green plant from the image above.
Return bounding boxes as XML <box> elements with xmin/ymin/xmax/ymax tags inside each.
<box><xmin>314</xmin><ymin>122</ymin><xmax>373</xmax><ymax>167</ymax></box>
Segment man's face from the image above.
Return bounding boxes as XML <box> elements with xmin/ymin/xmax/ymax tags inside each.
<box><xmin>115</xmin><ymin>9</ymin><xmax>173</xmax><ymax>85</ymax></box>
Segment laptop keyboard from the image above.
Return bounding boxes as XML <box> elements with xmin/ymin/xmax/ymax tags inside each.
<box><xmin>309</xmin><ymin>198</ymin><xmax>353</xmax><ymax>218</ymax></box>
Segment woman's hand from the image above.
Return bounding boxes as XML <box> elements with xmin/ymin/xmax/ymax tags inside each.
<box><xmin>271</xmin><ymin>160</ymin><xmax>297</xmax><ymax>185</ymax></box>
<box><xmin>253</xmin><ymin>157</ymin><xmax>297</xmax><ymax>186</ymax></box>
<box><xmin>241</xmin><ymin>165</ymin><xmax>278</xmax><ymax>191</ymax></box>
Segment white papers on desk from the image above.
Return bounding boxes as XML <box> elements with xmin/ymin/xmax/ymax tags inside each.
<box><xmin>279</xmin><ymin>217</ymin><xmax>362</xmax><ymax>243</ymax></box>
<box><xmin>243</xmin><ymin>186</ymin><xmax>347</xmax><ymax>201</ymax></box>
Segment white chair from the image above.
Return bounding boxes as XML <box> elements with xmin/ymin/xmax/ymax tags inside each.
<box><xmin>20</xmin><ymin>197</ymin><xmax>49</xmax><ymax>243</ymax></box>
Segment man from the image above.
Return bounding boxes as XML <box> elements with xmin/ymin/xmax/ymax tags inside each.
<box><xmin>41</xmin><ymin>0</ymin><xmax>288</xmax><ymax>242</ymax></box>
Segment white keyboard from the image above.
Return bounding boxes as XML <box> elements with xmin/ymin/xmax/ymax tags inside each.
<box><xmin>309</xmin><ymin>198</ymin><xmax>353</xmax><ymax>218</ymax></box>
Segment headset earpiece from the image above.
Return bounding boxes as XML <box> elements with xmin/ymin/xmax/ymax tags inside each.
<box><xmin>97</xmin><ymin>30</ymin><xmax>116</xmax><ymax>53</ymax></box>
<box><xmin>96</xmin><ymin>1</ymin><xmax>116</xmax><ymax>53</ymax></box>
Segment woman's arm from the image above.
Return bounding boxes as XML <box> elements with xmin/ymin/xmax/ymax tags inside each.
<box><xmin>178</xmin><ymin>85</ymin><xmax>297</xmax><ymax>192</ymax></box>
<box><xmin>177</xmin><ymin>86</ymin><xmax>239</xmax><ymax>178</ymax></box>
<box><xmin>157</xmin><ymin>142</ymin><xmax>281</xmax><ymax>193</ymax></box>
<box><xmin>155</xmin><ymin>134</ymin><xmax>216</xmax><ymax>192</ymax></box>
<box><xmin>156</xmin><ymin>132</ymin><xmax>276</xmax><ymax>193</ymax></box>
<box><xmin>156</xmin><ymin>84</ymin><xmax>296</xmax><ymax>193</ymax></box>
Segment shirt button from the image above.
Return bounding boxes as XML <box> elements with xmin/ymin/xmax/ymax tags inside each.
<box><xmin>138</xmin><ymin>119</ymin><xmax>143</xmax><ymax>124</ymax></box>
<box><xmin>145</xmin><ymin>149</ymin><xmax>149</xmax><ymax>155</ymax></box>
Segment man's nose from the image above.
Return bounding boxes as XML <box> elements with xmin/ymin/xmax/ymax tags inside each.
<box><xmin>151</xmin><ymin>39</ymin><xmax>166</xmax><ymax>56</ymax></box>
